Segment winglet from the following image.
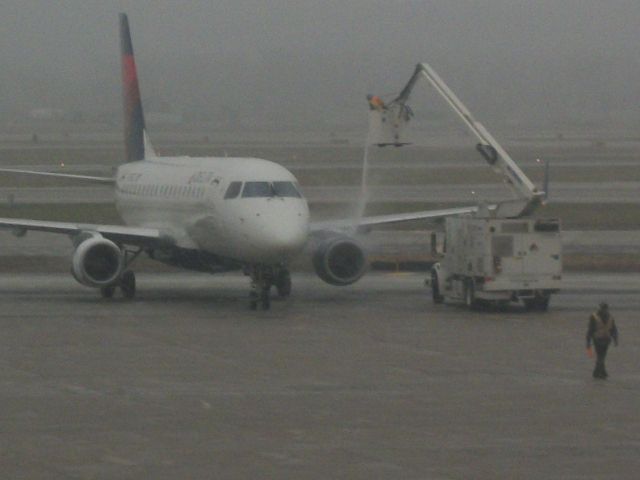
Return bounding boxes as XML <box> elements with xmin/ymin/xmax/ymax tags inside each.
<box><xmin>120</xmin><ymin>13</ymin><xmax>146</xmax><ymax>162</ymax></box>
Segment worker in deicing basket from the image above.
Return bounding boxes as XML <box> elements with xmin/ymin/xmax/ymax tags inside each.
<box><xmin>367</xmin><ymin>94</ymin><xmax>385</xmax><ymax>111</ymax></box>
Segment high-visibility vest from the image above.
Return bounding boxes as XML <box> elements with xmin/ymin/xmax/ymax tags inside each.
<box><xmin>592</xmin><ymin>312</ymin><xmax>614</xmax><ymax>340</ymax></box>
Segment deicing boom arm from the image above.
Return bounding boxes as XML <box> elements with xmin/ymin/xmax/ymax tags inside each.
<box><xmin>391</xmin><ymin>63</ymin><xmax>542</xmax><ymax>210</ymax></box>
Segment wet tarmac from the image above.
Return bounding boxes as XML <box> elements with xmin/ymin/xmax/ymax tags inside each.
<box><xmin>0</xmin><ymin>272</ymin><xmax>638</xmax><ymax>479</ymax></box>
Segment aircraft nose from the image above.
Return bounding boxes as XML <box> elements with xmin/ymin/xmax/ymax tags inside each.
<box><xmin>263</xmin><ymin>215</ymin><xmax>309</xmax><ymax>256</ymax></box>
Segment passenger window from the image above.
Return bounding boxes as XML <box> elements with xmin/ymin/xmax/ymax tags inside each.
<box><xmin>273</xmin><ymin>181</ymin><xmax>301</xmax><ymax>198</ymax></box>
<box><xmin>242</xmin><ymin>182</ymin><xmax>272</xmax><ymax>198</ymax></box>
<box><xmin>224</xmin><ymin>181</ymin><xmax>242</xmax><ymax>199</ymax></box>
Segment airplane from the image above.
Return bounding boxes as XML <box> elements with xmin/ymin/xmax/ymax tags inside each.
<box><xmin>0</xmin><ymin>14</ymin><xmax>482</xmax><ymax>310</ymax></box>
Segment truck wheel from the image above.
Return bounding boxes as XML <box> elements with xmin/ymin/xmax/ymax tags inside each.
<box><xmin>464</xmin><ymin>280</ymin><xmax>477</xmax><ymax>310</ymax></box>
<box><xmin>536</xmin><ymin>294</ymin><xmax>550</xmax><ymax>312</ymax></box>
<box><xmin>524</xmin><ymin>294</ymin><xmax>550</xmax><ymax>312</ymax></box>
<box><xmin>431</xmin><ymin>271</ymin><xmax>444</xmax><ymax>304</ymax></box>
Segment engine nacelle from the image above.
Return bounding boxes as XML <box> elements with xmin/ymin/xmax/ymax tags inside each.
<box><xmin>71</xmin><ymin>236</ymin><xmax>124</xmax><ymax>287</ymax></box>
<box><xmin>312</xmin><ymin>235</ymin><xmax>367</xmax><ymax>286</ymax></box>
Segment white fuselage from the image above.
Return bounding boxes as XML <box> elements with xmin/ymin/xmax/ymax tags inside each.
<box><xmin>114</xmin><ymin>156</ymin><xmax>310</xmax><ymax>264</ymax></box>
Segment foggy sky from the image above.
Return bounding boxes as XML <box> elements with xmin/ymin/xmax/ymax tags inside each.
<box><xmin>2</xmin><ymin>0</ymin><xmax>640</xmax><ymax>131</ymax></box>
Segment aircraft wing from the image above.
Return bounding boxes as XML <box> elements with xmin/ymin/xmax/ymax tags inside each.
<box><xmin>311</xmin><ymin>205</ymin><xmax>481</xmax><ymax>232</ymax></box>
<box><xmin>0</xmin><ymin>217</ymin><xmax>173</xmax><ymax>247</ymax></box>
<box><xmin>0</xmin><ymin>168</ymin><xmax>115</xmax><ymax>184</ymax></box>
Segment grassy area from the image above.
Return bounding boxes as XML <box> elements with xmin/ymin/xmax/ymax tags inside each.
<box><xmin>1</xmin><ymin>142</ymin><xmax>638</xmax><ymax>188</ymax></box>
<box><xmin>0</xmin><ymin>147</ymin><xmax>121</xmax><ymax>166</ymax></box>
<box><xmin>2</xmin><ymin>142</ymin><xmax>639</xmax><ymax>166</ymax></box>
<box><xmin>0</xmin><ymin>164</ymin><xmax>637</xmax><ymax>188</ymax></box>
<box><xmin>537</xmin><ymin>203</ymin><xmax>640</xmax><ymax>230</ymax></box>
<box><xmin>0</xmin><ymin>174</ymin><xmax>114</xmax><ymax>188</ymax></box>
<box><xmin>564</xmin><ymin>254</ymin><xmax>640</xmax><ymax>272</ymax></box>
<box><xmin>0</xmin><ymin>203</ymin><xmax>121</xmax><ymax>223</ymax></box>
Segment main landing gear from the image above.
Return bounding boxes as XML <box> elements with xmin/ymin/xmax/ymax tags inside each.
<box><xmin>100</xmin><ymin>270</ymin><xmax>136</xmax><ymax>299</ymax></box>
<box><xmin>275</xmin><ymin>269</ymin><xmax>292</xmax><ymax>298</ymax></box>
<box><xmin>100</xmin><ymin>247</ymin><xmax>141</xmax><ymax>300</ymax></box>
<box><xmin>248</xmin><ymin>265</ymin><xmax>292</xmax><ymax>310</ymax></box>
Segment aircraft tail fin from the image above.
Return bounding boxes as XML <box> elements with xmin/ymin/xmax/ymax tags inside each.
<box><xmin>120</xmin><ymin>13</ymin><xmax>147</xmax><ymax>162</ymax></box>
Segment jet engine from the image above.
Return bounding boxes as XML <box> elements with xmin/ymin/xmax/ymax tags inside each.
<box><xmin>71</xmin><ymin>236</ymin><xmax>124</xmax><ymax>287</ymax></box>
<box><xmin>312</xmin><ymin>235</ymin><xmax>367</xmax><ymax>286</ymax></box>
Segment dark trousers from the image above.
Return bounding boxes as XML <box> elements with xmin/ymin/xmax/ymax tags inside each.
<box><xmin>593</xmin><ymin>338</ymin><xmax>611</xmax><ymax>378</ymax></box>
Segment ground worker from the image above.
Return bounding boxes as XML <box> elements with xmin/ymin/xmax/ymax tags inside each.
<box><xmin>367</xmin><ymin>94</ymin><xmax>386</xmax><ymax>111</ymax></box>
<box><xmin>586</xmin><ymin>302</ymin><xmax>618</xmax><ymax>379</ymax></box>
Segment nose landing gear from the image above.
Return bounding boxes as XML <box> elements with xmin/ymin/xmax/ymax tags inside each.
<box><xmin>249</xmin><ymin>265</ymin><xmax>272</xmax><ymax>310</ymax></box>
<box><xmin>248</xmin><ymin>265</ymin><xmax>291</xmax><ymax>310</ymax></box>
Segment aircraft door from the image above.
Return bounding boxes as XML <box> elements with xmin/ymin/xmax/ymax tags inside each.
<box><xmin>206</xmin><ymin>176</ymin><xmax>224</xmax><ymax>208</ymax></box>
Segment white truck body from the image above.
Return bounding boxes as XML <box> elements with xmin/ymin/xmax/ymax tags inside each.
<box><xmin>431</xmin><ymin>216</ymin><xmax>562</xmax><ymax>309</ymax></box>
<box><xmin>368</xmin><ymin>63</ymin><xmax>563</xmax><ymax>309</ymax></box>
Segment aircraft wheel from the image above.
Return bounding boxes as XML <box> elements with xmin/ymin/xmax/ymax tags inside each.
<box><xmin>524</xmin><ymin>293</ymin><xmax>550</xmax><ymax>312</ymax></box>
<box><xmin>537</xmin><ymin>295</ymin><xmax>550</xmax><ymax>311</ymax></box>
<box><xmin>100</xmin><ymin>285</ymin><xmax>116</xmax><ymax>299</ymax></box>
<box><xmin>495</xmin><ymin>300</ymin><xmax>510</xmax><ymax>311</ymax></box>
<box><xmin>120</xmin><ymin>270</ymin><xmax>136</xmax><ymax>299</ymax></box>
<box><xmin>260</xmin><ymin>286</ymin><xmax>271</xmax><ymax>310</ymax></box>
<box><xmin>249</xmin><ymin>291</ymin><xmax>258</xmax><ymax>310</ymax></box>
<box><xmin>275</xmin><ymin>270</ymin><xmax>292</xmax><ymax>298</ymax></box>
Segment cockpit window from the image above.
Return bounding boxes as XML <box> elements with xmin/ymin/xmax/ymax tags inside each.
<box><xmin>242</xmin><ymin>182</ymin><xmax>272</xmax><ymax>198</ymax></box>
<box><xmin>241</xmin><ymin>181</ymin><xmax>302</xmax><ymax>198</ymax></box>
<box><xmin>273</xmin><ymin>181</ymin><xmax>302</xmax><ymax>198</ymax></box>
<box><xmin>224</xmin><ymin>181</ymin><xmax>242</xmax><ymax>199</ymax></box>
